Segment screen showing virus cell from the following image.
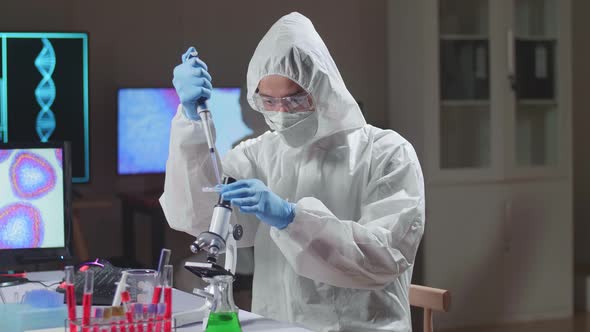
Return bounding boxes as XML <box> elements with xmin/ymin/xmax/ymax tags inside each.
<box><xmin>0</xmin><ymin>147</ymin><xmax>65</xmax><ymax>249</ymax></box>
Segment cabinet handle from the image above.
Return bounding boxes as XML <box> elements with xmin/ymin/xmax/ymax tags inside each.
<box><xmin>507</xmin><ymin>29</ymin><xmax>517</xmax><ymax>92</ymax></box>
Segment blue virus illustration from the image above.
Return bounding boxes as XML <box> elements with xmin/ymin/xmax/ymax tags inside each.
<box><xmin>10</xmin><ymin>151</ymin><xmax>57</xmax><ymax>200</ymax></box>
<box><xmin>0</xmin><ymin>150</ymin><xmax>11</xmax><ymax>163</ymax></box>
<box><xmin>0</xmin><ymin>202</ymin><xmax>44</xmax><ymax>249</ymax></box>
<box><xmin>55</xmin><ymin>148</ymin><xmax>62</xmax><ymax>168</ymax></box>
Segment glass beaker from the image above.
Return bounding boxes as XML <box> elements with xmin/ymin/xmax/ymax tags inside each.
<box><xmin>125</xmin><ymin>269</ymin><xmax>157</xmax><ymax>304</ymax></box>
<box><xmin>205</xmin><ymin>275</ymin><xmax>242</xmax><ymax>332</ymax></box>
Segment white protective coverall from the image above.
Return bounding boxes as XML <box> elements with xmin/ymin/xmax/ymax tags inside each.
<box><xmin>160</xmin><ymin>12</ymin><xmax>425</xmax><ymax>332</ymax></box>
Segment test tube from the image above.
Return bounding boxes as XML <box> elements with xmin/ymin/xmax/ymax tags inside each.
<box><xmin>147</xmin><ymin>304</ymin><xmax>156</xmax><ymax>332</ymax></box>
<box><xmin>155</xmin><ymin>303</ymin><xmax>166</xmax><ymax>332</ymax></box>
<box><xmin>82</xmin><ymin>270</ymin><xmax>94</xmax><ymax>332</ymax></box>
<box><xmin>163</xmin><ymin>265</ymin><xmax>173</xmax><ymax>332</ymax></box>
<box><xmin>121</xmin><ymin>292</ymin><xmax>135</xmax><ymax>332</ymax></box>
<box><xmin>135</xmin><ymin>304</ymin><xmax>144</xmax><ymax>332</ymax></box>
<box><xmin>112</xmin><ymin>306</ymin><xmax>126</xmax><ymax>332</ymax></box>
<box><xmin>102</xmin><ymin>307</ymin><xmax>112</xmax><ymax>332</ymax></box>
<box><xmin>65</xmin><ymin>266</ymin><xmax>78</xmax><ymax>332</ymax></box>
<box><xmin>152</xmin><ymin>249</ymin><xmax>171</xmax><ymax>304</ymax></box>
<box><xmin>93</xmin><ymin>307</ymin><xmax>103</xmax><ymax>332</ymax></box>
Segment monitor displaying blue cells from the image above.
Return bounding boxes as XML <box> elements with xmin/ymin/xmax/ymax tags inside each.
<box><xmin>0</xmin><ymin>147</ymin><xmax>65</xmax><ymax>249</ymax></box>
<box><xmin>117</xmin><ymin>88</ymin><xmax>254</xmax><ymax>175</ymax></box>
<box><xmin>0</xmin><ymin>33</ymin><xmax>89</xmax><ymax>183</ymax></box>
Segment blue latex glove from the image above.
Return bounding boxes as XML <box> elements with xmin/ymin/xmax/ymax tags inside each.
<box><xmin>172</xmin><ymin>46</ymin><xmax>213</xmax><ymax>120</ymax></box>
<box><xmin>221</xmin><ymin>179</ymin><xmax>296</xmax><ymax>230</ymax></box>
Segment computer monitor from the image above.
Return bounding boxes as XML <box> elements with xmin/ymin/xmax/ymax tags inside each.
<box><xmin>0</xmin><ymin>142</ymin><xmax>72</xmax><ymax>267</ymax></box>
<box><xmin>117</xmin><ymin>88</ymin><xmax>255</xmax><ymax>175</ymax></box>
<box><xmin>0</xmin><ymin>33</ymin><xmax>90</xmax><ymax>183</ymax></box>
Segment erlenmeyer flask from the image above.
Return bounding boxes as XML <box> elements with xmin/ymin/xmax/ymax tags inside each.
<box><xmin>205</xmin><ymin>275</ymin><xmax>242</xmax><ymax>332</ymax></box>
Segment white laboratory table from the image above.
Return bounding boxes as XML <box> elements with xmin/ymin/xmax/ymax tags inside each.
<box><xmin>7</xmin><ymin>271</ymin><xmax>312</xmax><ymax>332</ymax></box>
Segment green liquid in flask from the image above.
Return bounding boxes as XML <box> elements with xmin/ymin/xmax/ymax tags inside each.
<box><xmin>205</xmin><ymin>312</ymin><xmax>242</xmax><ymax>332</ymax></box>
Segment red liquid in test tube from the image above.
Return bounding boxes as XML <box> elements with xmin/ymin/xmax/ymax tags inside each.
<box><xmin>155</xmin><ymin>303</ymin><xmax>165</xmax><ymax>332</ymax></box>
<box><xmin>134</xmin><ymin>304</ymin><xmax>144</xmax><ymax>332</ymax></box>
<box><xmin>82</xmin><ymin>270</ymin><xmax>94</xmax><ymax>332</ymax></box>
<box><xmin>121</xmin><ymin>292</ymin><xmax>134</xmax><ymax>332</ymax></box>
<box><xmin>151</xmin><ymin>286</ymin><xmax>162</xmax><ymax>304</ymax></box>
<box><xmin>68</xmin><ymin>284</ymin><xmax>77</xmax><ymax>330</ymax></box>
<box><xmin>65</xmin><ymin>266</ymin><xmax>78</xmax><ymax>332</ymax></box>
<box><xmin>102</xmin><ymin>308</ymin><xmax>112</xmax><ymax>332</ymax></box>
<box><xmin>163</xmin><ymin>288</ymin><xmax>172</xmax><ymax>319</ymax></box>
<box><xmin>162</xmin><ymin>265</ymin><xmax>173</xmax><ymax>332</ymax></box>
<box><xmin>126</xmin><ymin>312</ymin><xmax>135</xmax><ymax>332</ymax></box>
<box><xmin>83</xmin><ymin>293</ymin><xmax>92</xmax><ymax>323</ymax></box>
<box><xmin>146</xmin><ymin>303</ymin><xmax>156</xmax><ymax>332</ymax></box>
<box><xmin>152</xmin><ymin>248</ymin><xmax>171</xmax><ymax>304</ymax></box>
<box><xmin>93</xmin><ymin>308</ymin><xmax>104</xmax><ymax>332</ymax></box>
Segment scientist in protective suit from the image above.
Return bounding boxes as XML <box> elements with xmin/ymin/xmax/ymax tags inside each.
<box><xmin>160</xmin><ymin>12</ymin><xmax>425</xmax><ymax>332</ymax></box>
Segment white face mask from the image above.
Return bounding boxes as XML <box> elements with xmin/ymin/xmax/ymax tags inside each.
<box><xmin>261</xmin><ymin>110</ymin><xmax>315</xmax><ymax>131</ymax></box>
<box><xmin>261</xmin><ymin>109</ymin><xmax>319</xmax><ymax>147</ymax></box>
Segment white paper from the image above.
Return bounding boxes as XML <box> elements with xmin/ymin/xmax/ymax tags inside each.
<box><xmin>535</xmin><ymin>45</ymin><xmax>548</xmax><ymax>79</ymax></box>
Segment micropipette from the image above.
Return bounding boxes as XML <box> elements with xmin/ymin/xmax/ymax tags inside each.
<box><xmin>197</xmin><ymin>97</ymin><xmax>222</xmax><ymax>186</ymax></box>
<box><xmin>188</xmin><ymin>51</ymin><xmax>222</xmax><ymax>186</ymax></box>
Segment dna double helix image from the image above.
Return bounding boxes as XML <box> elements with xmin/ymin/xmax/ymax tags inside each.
<box><xmin>1</xmin><ymin>33</ymin><xmax>89</xmax><ymax>182</ymax></box>
<box><xmin>34</xmin><ymin>38</ymin><xmax>56</xmax><ymax>142</ymax></box>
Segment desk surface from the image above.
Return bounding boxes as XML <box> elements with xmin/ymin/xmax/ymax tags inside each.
<box><xmin>18</xmin><ymin>271</ymin><xmax>311</xmax><ymax>332</ymax></box>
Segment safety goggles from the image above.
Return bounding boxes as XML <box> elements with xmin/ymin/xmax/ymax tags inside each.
<box><xmin>253</xmin><ymin>91</ymin><xmax>313</xmax><ymax>113</ymax></box>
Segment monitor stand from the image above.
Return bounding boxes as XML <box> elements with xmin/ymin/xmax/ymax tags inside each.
<box><xmin>0</xmin><ymin>275</ymin><xmax>28</xmax><ymax>287</ymax></box>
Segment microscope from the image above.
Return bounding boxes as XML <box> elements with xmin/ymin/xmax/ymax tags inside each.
<box><xmin>176</xmin><ymin>176</ymin><xmax>244</xmax><ymax>326</ymax></box>
<box><xmin>185</xmin><ymin>176</ymin><xmax>243</xmax><ymax>278</ymax></box>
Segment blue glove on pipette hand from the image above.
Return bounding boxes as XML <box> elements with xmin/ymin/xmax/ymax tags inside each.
<box><xmin>221</xmin><ymin>179</ymin><xmax>296</xmax><ymax>230</ymax></box>
<box><xmin>172</xmin><ymin>46</ymin><xmax>213</xmax><ymax>121</ymax></box>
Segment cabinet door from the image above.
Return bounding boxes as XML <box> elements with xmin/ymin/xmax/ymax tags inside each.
<box><xmin>506</xmin><ymin>0</ymin><xmax>572</xmax><ymax>178</ymax></box>
<box><xmin>503</xmin><ymin>181</ymin><xmax>573</xmax><ymax>320</ymax></box>
<box><xmin>438</xmin><ymin>0</ymin><xmax>493</xmax><ymax>173</ymax></box>
<box><xmin>425</xmin><ymin>184</ymin><xmax>506</xmax><ymax>328</ymax></box>
<box><xmin>429</xmin><ymin>0</ymin><xmax>512</xmax><ymax>184</ymax></box>
<box><xmin>426</xmin><ymin>181</ymin><xmax>573</xmax><ymax>328</ymax></box>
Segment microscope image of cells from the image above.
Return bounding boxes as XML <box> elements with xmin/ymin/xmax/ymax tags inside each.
<box><xmin>0</xmin><ymin>202</ymin><xmax>44</xmax><ymax>249</ymax></box>
<box><xmin>0</xmin><ymin>150</ymin><xmax>12</xmax><ymax>163</ymax></box>
<box><xmin>55</xmin><ymin>149</ymin><xmax>62</xmax><ymax>167</ymax></box>
<box><xmin>10</xmin><ymin>151</ymin><xmax>57</xmax><ymax>199</ymax></box>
